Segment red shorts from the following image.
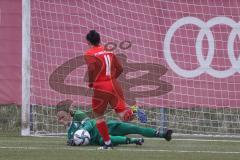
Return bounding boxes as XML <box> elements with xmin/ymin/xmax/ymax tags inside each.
<box><xmin>92</xmin><ymin>80</ymin><xmax>126</xmax><ymax>116</ymax></box>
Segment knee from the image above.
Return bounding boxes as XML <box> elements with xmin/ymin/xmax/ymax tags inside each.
<box><xmin>95</xmin><ymin>114</ymin><xmax>105</xmax><ymax>122</ymax></box>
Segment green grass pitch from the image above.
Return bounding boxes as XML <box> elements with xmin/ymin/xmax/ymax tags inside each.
<box><xmin>1</xmin><ymin>136</ymin><xmax>240</xmax><ymax>160</ymax></box>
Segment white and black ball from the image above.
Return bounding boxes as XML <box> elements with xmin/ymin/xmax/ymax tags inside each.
<box><xmin>73</xmin><ymin>129</ymin><xmax>91</xmax><ymax>146</ymax></box>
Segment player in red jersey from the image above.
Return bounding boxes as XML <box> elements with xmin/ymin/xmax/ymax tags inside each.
<box><xmin>84</xmin><ymin>30</ymin><xmax>134</xmax><ymax>150</ymax></box>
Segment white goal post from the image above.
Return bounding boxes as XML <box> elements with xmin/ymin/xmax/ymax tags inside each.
<box><xmin>22</xmin><ymin>0</ymin><xmax>240</xmax><ymax>137</ymax></box>
<box><xmin>22</xmin><ymin>0</ymin><xmax>31</xmax><ymax>136</ymax></box>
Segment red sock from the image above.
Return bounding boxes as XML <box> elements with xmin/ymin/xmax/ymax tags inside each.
<box><xmin>96</xmin><ymin>120</ymin><xmax>110</xmax><ymax>142</ymax></box>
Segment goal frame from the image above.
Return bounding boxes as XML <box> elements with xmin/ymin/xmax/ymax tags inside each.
<box><xmin>20</xmin><ymin>0</ymin><xmax>240</xmax><ymax>138</ymax></box>
<box><xmin>21</xmin><ymin>0</ymin><xmax>31</xmax><ymax>136</ymax></box>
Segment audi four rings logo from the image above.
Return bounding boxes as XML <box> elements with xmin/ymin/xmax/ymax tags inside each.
<box><xmin>164</xmin><ymin>17</ymin><xmax>240</xmax><ymax>78</ymax></box>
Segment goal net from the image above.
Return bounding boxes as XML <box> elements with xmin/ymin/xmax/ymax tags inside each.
<box><xmin>23</xmin><ymin>0</ymin><xmax>240</xmax><ymax>136</ymax></box>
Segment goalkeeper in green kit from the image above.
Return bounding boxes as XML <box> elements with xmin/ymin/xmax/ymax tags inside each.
<box><xmin>56</xmin><ymin>100</ymin><xmax>173</xmax><ymax>146</ymax></box>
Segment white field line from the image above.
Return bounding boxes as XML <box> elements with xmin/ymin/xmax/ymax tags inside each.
<box><xmin>143</xmin><ymin>138</ymin><xmax>240</xmax><ymax>143</ymax></box>
<box><xmin>174</xmin><ymin>138</ymin><xmax>240</xmax><ymax>143</ymax></box>
<box><xmin>2</xmin><ymin>138</ymin><xmax>240</xmax><ymax>143</ymax></box>
<box><xmin>0</xmin><ymin>146</ymin><xmax>240</xmax><ymax>154</ymax></box>
<box><xmin>31</xmin><ymin>135</ymin><xmax>240</xmax><ymax>143</ymax></box>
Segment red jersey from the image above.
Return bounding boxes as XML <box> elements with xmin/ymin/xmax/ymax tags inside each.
<box><xmin>84</xmin><ymin>46</ymin><xmax>123</xmax><ymax>83</ymax></box>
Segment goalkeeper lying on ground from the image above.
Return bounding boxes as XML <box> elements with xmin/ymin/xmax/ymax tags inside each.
<box><xmin>56</xmin><ymin>100</ymin><xmax>173</xmax><ymax>146</ymax></box>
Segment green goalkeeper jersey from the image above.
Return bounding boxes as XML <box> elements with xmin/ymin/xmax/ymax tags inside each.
<box><xmin>67</xmin><ymin>110</ymin><xmax>158</xmax><ymax>145</ymax></box>
<box><xmin>72</xmin><ymin>110</ymin><xmax>89</xmax><ymax>122</ymax></box>
<box><xmin>68</xmin><ymin>110</ymin><xmax>107</xmax><ymax>145</ymax></box>
<box><xmin>68</xmin><ymin>118</ymin><xmax>124</xmax><ymax>145</ymax></box>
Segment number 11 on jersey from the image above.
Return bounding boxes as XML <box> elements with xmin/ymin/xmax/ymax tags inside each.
<box><xmin>104</xmin><ymin>55</ymin><xmax>111</xmax><ymax>76</ymax></box>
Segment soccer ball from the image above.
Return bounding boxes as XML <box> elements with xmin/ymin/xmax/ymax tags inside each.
<box><xmin>73</xmin><ymin>129</ymin><xmax>91</xmax><ymax>146</ymax></box>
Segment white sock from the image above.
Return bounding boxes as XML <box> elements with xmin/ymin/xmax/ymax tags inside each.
<box><xmin>105</xmin><ymin>140</ymin><xmax>111</xmax><ymax>145</ymax></box>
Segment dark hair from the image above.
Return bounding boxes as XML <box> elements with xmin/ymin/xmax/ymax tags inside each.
<box><xmin>56</xmin><ymin>99</ymin><xmax>73</xmax><ymax>113</ymax></box>
<box><xmin>86</xmin><ymin>30</ymin><xmax>100</xmax><ymax>46</ymax></box>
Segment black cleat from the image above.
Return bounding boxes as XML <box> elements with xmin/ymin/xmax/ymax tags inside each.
<box><xmin>135</xmin><ymin>138</ymin><xmax>144</xmax><ymax>145</ymax></box>
<box><xmin>164</xmin><ymin>129</ymin><xmax>173</xmax><ymax>141</ymax></box>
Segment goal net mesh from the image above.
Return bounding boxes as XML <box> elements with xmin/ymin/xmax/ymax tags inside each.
<box><xmin>29</xmin><ymin>0</ymin><xmax>240</xmax><ymax>136</ymax></box>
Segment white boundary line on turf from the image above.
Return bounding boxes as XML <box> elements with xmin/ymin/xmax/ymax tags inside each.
<box><xmin>2</xmin><ymin>138</ymin><xmax>240</xmax><ymax>143</ymax></box>
<box><xmin>1</xmin><ymin>146</ymin><xmax>240</xmax><ymax>154</ymax></box>
<box><xmin>143</xmin><ymin>137</ymin><xmax>240</xmax><ymax>143</ymax></box>
<box><xmin>174</xmin><ymin>138</ymin><xmax>240</xmax><ymax>143</ymax></box>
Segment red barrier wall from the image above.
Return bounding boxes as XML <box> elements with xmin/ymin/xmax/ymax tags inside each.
<box><xmin>0</xmin><ymin>0</ymin><xmax>21</xmax><ymax>104</ymax></box>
